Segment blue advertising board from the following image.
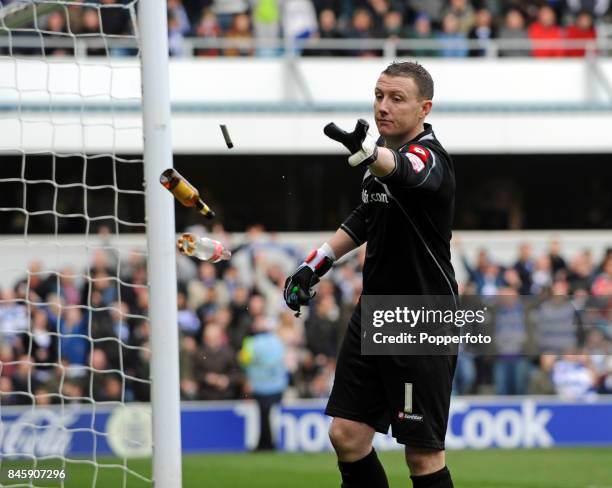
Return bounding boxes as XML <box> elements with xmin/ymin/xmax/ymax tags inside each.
<box><xmin>1</xmin><ymin>397</ymin><xmax>611</xmax><ymax>458</ymax></box>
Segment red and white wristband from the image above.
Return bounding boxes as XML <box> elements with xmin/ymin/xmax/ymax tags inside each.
<box><xmin>303</xmin><ymin>243</ymin><xmax>336</xmax><ymax>276</ymax></box>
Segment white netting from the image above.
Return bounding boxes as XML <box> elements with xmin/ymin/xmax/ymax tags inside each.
<box><xmin>0</xmin><ymin>1</ymin><xmax>153</xmax><ymax>486</ymax></box>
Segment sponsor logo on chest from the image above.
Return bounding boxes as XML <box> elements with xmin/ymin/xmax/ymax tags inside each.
<box><xmin>362</xmin><ymin>188</ymin><xmax>388</xmax><ymax>204</ymax></box>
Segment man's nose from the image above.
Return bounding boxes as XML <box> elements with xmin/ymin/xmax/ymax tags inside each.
<box><xmin>377</xmin><ymin>99</ymin><xmax>389</xmax><ymax>115</ymax></box>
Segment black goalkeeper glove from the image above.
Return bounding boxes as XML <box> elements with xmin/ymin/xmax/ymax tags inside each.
<box><xmin>284</xmin><ymin>265</ymin><xmax>320</xmax><ymax>315</ymax></box>
<box><xmin>324</xmin><ymin>119</ymin><xmax>378</xmax><ymax>167</ymax></box>
<box><xmin>284</xmin><ymin>249</ymin><xmax>334</xmax><ymax>317</ymax></box>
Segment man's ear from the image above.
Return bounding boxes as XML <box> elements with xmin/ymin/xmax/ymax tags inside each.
<box><xmin>420</xmin><ymin>100</ymin><xmax>433</xmax><ymax>119</ymax></box>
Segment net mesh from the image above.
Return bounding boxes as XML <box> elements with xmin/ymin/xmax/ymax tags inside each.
<box><xmin>0</xmin><ymin>1</ymin><xmax>153</xmax><ymax>486</ymax></box>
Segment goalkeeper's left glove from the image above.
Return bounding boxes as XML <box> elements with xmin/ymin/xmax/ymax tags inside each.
<box><xmin>284</xmin><ymin>243</ymin><xmax>335</xmax><ymax>317</ymax></box>
<box><xmin>324</xmin><ymin>119</ymin><xmax>378</xmax><ymax>167</ymax></box>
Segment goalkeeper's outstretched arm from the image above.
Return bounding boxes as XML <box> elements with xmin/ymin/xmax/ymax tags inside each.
<box><xmin>327</xmin><ymin>227</ymin><xmax>360</xmax><ymax>261</ymax></box>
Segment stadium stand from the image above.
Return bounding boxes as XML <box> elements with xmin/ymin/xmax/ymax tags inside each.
<box><xmin>1</xmin><ymin>225</ymin><xmax>610</xmax><ymax>406</ymax></box>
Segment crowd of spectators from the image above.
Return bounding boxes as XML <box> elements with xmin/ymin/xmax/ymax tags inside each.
<box><xmin>5</xmin><ymin>0</ymin><xmax>610</xmax><ymax>57</ymax></box>
<box><xmin>1</xmin><ymin>224</ymin><xmax>611</xmax><ymax>412</ymax></box>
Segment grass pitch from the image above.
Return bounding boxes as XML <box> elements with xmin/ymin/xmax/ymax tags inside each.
<box><xmin>2</xmin><ymin>448</ymin><xmax>611</xmax><ymax>488</ymax></box>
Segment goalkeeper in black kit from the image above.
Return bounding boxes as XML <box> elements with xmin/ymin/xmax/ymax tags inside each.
<box><xmin>284</xmin><ymin>62</ymin><xmax>458</xmax><ymax>488</ymax></box>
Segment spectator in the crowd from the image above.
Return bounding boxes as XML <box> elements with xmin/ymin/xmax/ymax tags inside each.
<box><xmin>222</xmin><ymin>17</ymin><xmax>254</xmax><ymax>57</ymax></box>
<box><xmin>441</xmin><ymin>0</ymin><xmax>476</xmax><ymax>35</ymax></box>
<box><xmin>168</xmin><ymin>11</ymin><xmax>188</xmax><ymax>57</ymax></box>
<box><xmin>54</xmin><ymin>307</ymin><xmax>90</xmax><ymax>367</ymax></box>
<box><xmin>282</xmin><ymin>0</ymin><xmax>319</xmax><ymax>52</ymax></box>
<box><xmin>498</xmin><ymin>8</ymin><xmax>529</xmax><ymax>57</ymax></box>
<box><xmin>344</xmin><ymin>8</ymin><xmax>378</xmax><ymax>56</ymax></box>
<box><xmin>366</xmin><ymin>0</ymin><xmax>391</xmax><ymax>36</ymax></box>
<box><xmin>303</xmin><ymin>8</ymin><xmax>344</xmax><ymax>56</ymax></box>
<box><xmin>33</xmin><ymin>386</ymin><xmax>53</xmax><ymax>405</ymax></box>
<box><xmin>180</xmin><ymin>334</ymin><xmax>199</xmax><ymax>400</ymax></box>
<box><xmin>96</xmin><ymin>301</ymin><xmax>131</xmax><ymax>370</ymax></box>
<box><xmin>62</xmin><ymin>377</ymin><xmax>86</xmax><ymax>403</ymax></box>
<box><xmin>552</xmin><ymin>350</ymin><xmax>598</xmax><ymax>400</ymax></box>
<box><xmin>192</xmin><ymin>8</ymin><xmax>221</xmax><ymax>53</ymax></box>
<box><xmin>531</xmin><ymin>255</ymin><xmax>553</xmax><ymax>294</ymax></box>
<box><xmin>239</xmin><ymin>316</ymin><xmax>288</xmax><ymax>450</ymax></box>
<box><xmin>304</xmin><ymin>293</ymin><xmax>340</xmax><ymax>360</ymax></box>
<box><xmin>528</xmin><ymin>5</ymin><xmax>563</xmax><ymax>57</ymax></box>
<box><xmin>45</xmin><ymin>10</ymin><xmax>70</xmax><ymax>56</ymax></box>
<box><xmin>221</xmin><ymin>264</ymin><xmax>242</xmax><ymax>296</ymax></box>
<box><xmin>532</xmin><ymin>280</ymin><xmax>582</xmax><ymax>354</ymax></box>
<box><xmin>0</xmin><ymin>349</ymin><xmax>25</xmax><ymax>405</ymax></box>
<box><xmin>89</xmin><ymin>347</ymin><xmax>111</xmax><ymax>400</ymax></box>
<box><xmin>548</xmin><ymin>239</ymin><xmax>568</xmax><ymax>276</ymax></box>
<box><xmin>565</xmin><ymin>11</ymin><xmax>597</xmax><ymax>57</ymax></box>
<box><xmin>100</xmin><ymin>0</ymin><xmax>131</xmax><ymax>36</ymax></box>
<box><xmin>9</xmin><ymin>355</ymin><xmax>35</xmax><ymax>404</ymax></box>
<box><xmin>584</xmin><ymin>327</ymin><xmax>611</xmax><ymax>385</ymax></box>
<box><xmin>572</xmin><ymin>287</ymin><xmax>593</xmax><ymax>328</ymax></box>
<box><xmin>188</xmin><ymin>261</ymin><xmax>229</xmax><ymax>314</ymax></box>
<box><xmin>168</xmin><ymin>0</ymin><xmax>191</xmax><ymax>35</ymax></box>
<box><xmin>252</xmin><ymin>0</ymin><xmax>282</xmax><ymax>56</ymax></box>
<box><xmin>92</xmin><ymin>268</ymin><xmax>118</xmax><ymax>306</ymax></box>
<box><xmin>406</xmin><ymin>13</ymin><xmax>436</xmax><ymax>57</ymax></box>
<box><xmin>276</xmin><ymin>310</ymin><xmax>304</xmax><ymax>382</ymax></box>
<box><xmin>492</xmin><ymin>288</ymin><xmax>530</xmax><ymax>395</ymax></box>
<box><xmin>253</xmin><ymin>254</ymin><xmax>286</xmax><ymax>317</ymax></box>
<box><xmin>468</xmin><ymin>8</ymin><xmax>496</xmax><ymax>57</ymax></box>
<box><xmin>132</xmin><ymin>340</ymin><xmax>151</xmax><ymax>401</ymax></box>
<box><xmin>98</xmin><ymin>374</ymin><xmax>124</xmax><ymax>402</ymax></box>
<box><xmin>193</xmin><ymin>322</ymin><xmax>242</xmax><ymax>400</ymax></box>
<box><xmin>226</xmin><ymin>286</ymin><xmax>251</xmax><ymax>350</ymax></box>
<box><xmin>57</xmin><ymin>267</ymin><xmax>81</xmax><ymax>306</ymax></box>
<box><xmin>378</xmin><ymin>10</ymin><xmax>405</xmax><ymax>40</ymax></box>
<box><xmin>65</xmin><ymin>1</ymin><xmax>84</xmax><ymax>34</ymax></box>
<box><xmin>568</xmin><ymin>250</ymin><xmax>595</xmax><ymax>291</ymax></box>
<box><xmin>0</xmin><ymin>289</ymin><xmax>28</xmax><ymax>345</ymax></box>
<box><xmin>15</xmin><ymin>261</ymin><xmax>52</xmax><ymax>301</ymax></box>
<box><xmin>0</xmin><ymin>376</ymin><xmax>21</xmax><ymax>405</ymax></box>
<box><xmin>212</xmin><ymin>0</ymin><xmax>250</xmax><ymax>32</ymax></box>
<box><xmin>177</xmin><ymin>290</ymin><xmax>201</xmax><ymax>338</ymax></box>
<box><xmin>591</xmin><ymin>256</ymin><xmax>612</xmax><ymax>296</ymax></box>
<box><xmin>89</xmin><ymin>290</ymin><xmax>113</xmax><ymax>344</ymax></box>
<box><xmin>514</xmin><ymin>243</ymin><xmax>535</xmax><ymax>295</ymax></box>
<box><xmin>29</xmin><ymin>307</ymin><xmax>54</xmax><ymax>367</ymax></box>
<box><xmin>460</xmin><ymin>246</ymin><xmax>505</xmax><ymax>296</ymax></box>
<box><xmin>0</xmin><ymin>343</ymin><xmax>17</xmax><ymax>379</ymax></box>
<box><xmin>438</xmin><ymin>13</ymin><xmax>469</xmax><ymax>57</ymax></box>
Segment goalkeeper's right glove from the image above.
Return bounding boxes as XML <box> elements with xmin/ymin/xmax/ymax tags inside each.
<box><xmin>284</xmin><ymin>243</ymin><xmax>335</xmax><ymax>316</ymax></box>
<box><xmin>323</xmin><ymin>119</ymin><xmax>378</xmax><ymax>167</ymax></box>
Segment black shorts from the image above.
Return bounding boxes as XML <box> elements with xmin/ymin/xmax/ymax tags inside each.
<box><xmin>325</xmin><ymin>309</ymin><xmax>456</xmax><ymax>450</ymax></box>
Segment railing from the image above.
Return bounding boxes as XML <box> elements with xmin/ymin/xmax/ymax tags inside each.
<box><xmin>1</xmin><ymin>35</ymin><xmax>611</xmax><ymax>58</ymax></box>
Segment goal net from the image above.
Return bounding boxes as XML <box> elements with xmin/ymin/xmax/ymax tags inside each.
<box><xmin>0</xmin><ymin>1</ymin><xmax>178</xmax><ymax>486</ymax></box>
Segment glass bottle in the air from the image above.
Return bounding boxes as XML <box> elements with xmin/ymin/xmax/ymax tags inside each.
<box><xmin>177</xmin><ymin>233</ymin><xmax>231</xmax><ymax>263</ymax></box>
<box><xmin>160</xmin><ymin>168</ymin><xmax>216</xmax><ymax>219</ymax></box>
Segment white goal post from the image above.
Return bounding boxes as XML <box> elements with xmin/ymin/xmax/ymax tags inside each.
<box><xmin>139</xmin><ymin>1</ymin><xmax>183</xmax><ymax>487</ymax></box>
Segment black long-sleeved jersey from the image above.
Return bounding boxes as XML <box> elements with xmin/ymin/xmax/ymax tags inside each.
<box><xmin>340</xmin><ymin>123</ymin><xmax>458</xmax><ymax>297</ymax></box>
